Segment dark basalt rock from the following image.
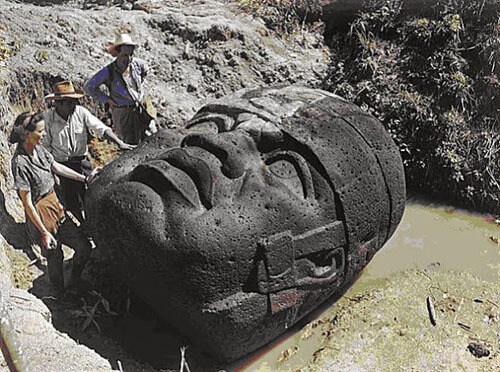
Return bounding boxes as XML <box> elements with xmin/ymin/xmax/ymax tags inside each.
<box><xmin>85</xmin><ymin>85</ymin><xmax>406</xmax><ymax>362</ymax></box>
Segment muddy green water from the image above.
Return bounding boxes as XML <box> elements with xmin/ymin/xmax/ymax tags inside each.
<box><xmin>236</xmin><ymin>201</ymin><xmax>500</xmax><ymax>371</ymax></box>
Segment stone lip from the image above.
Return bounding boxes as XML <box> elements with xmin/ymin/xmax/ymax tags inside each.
<box><xmin>85</xmin><ymin>85</ymin><xmax>406</xmax><ymax>362</ymax></box>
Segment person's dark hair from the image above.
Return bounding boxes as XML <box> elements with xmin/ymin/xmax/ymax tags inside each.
<box><xmin>9</xmin><ymin>111</ymin><xmax>44</xmax><ymax>144</ymax></box>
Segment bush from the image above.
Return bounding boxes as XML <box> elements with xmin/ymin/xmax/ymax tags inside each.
<box><xmin>236</xmin><ymin>0</ymin><xmax>324</xmax><ymax>35</ymax></box>
<box><xmin>323</xmin><ymin>0</ymin><xmax>500</xmax><ymax>212</ymax></box>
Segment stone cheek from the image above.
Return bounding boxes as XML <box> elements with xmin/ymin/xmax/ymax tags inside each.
<box><xmin>85</xmin><ymin>85</ymin><xmax>406</xmax><ymax>362</ymax></box>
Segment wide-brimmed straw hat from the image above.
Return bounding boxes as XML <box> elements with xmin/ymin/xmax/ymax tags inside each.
<box><xmin>106</xmin><ymin>33</ymin><xmax>138</xmax><ymax>56</ymax></box>
<box><xmin>45</xmin><ymin>81</ymin><xmax>85</xmax><ymax>101</ymax></box>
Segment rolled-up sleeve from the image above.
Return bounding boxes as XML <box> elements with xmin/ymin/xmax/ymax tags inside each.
<box><xmin>12</xmin><ymin>161</ymin><xmax>31</xmax><ymax>193</ymax></box>
<box><xmin>84</xmin><ymin>66</ymin><xmax>111</xmax><ymax>104</ymax></box>
<box><xmin>136</xmin><ymin>58</ymin><xmax>149</xmax><ymax>82</ymax></box>
<box><xmin>79</xmin><ymin>106</ymin><xmax>110</xmax><ymax>138</ymax></box>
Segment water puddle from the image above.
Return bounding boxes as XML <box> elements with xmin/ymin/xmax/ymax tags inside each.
<box><xmin>235</xmin><ymin>200</ymin><xmax>500</xmax><ymax>371</ymax></box>
<box><xmin>365</xmin><ymin>201</ymin><xmax>500</xmax><ymax>283</ymax></box>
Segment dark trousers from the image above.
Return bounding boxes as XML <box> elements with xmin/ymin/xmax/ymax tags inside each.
<box><xmin>28</xmin><ymin>191</ymin><xmax>92</xmax><ymax>289</ymax></box>
<box><xmin>58</xmin><ymin>159</ymin><xmax>92</xmax><ymax>224</ymax></box>
<box><xmin>112</xmin><ymin>105</ymin><xmax>151</xmax><ymax>145</ymax></box>
<box><xmin>43</xmin><ymin>216</ymin><xmax>92</xmax><ymax>288</ymax></box>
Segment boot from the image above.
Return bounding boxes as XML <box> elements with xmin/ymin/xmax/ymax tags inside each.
<box><xmin>46</xmin><ymin>248</ymin><xmax>64</xmax><ymax>290</ymax></box>
<box><xmin>70</xmin><ymin>261</ymin><xmax>85</xmax><ymax>283</ymax></box>
<box><xmin>66</xmin><ymin>261</ymin><xmax>90</xmax><ymax>293</ymax></box>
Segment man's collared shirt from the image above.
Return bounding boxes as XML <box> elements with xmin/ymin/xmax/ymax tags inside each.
<box><xmin>84</xmin><ymin>58</ymin><xmax>149</xmax><ymax>107</ymax></box>
<box><xmin>42</xmin><ymin>105</ymin><xmax>109</xmax><ymax>162</ymax></box>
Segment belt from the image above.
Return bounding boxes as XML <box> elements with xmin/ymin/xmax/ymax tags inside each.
<box><xmin>116</xmin><ymin>103</ymin><xmax>138</xmax><ymax>108</ymax></box>
<box><xmin>64</xmin><ymin>155</ymin><xmax>86</xmax><ymax>163</ymax></box>
<box><xmin>35</xmin><ymin>188</ymin><xmax>54</xmax><ymax>204</ymax></box>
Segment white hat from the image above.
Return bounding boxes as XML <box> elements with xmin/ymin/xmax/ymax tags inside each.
<box><xmin>106</xmin><ymin>33</ymin><xmax>138</xmax><ymax>56</ymax></box>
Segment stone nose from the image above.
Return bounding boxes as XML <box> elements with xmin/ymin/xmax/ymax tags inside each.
<box><xmin>181</xmin><ymin>131</ymin><xmax>259</xmax><ymax>179</ymax></box>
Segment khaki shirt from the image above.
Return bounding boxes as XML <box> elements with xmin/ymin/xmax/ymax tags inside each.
<box><xmin>12</xmin><ymin>145</ymin><xmax>55</xmax><ymax>204</ymax></box>
<box><xmin>43</xmin><ymin>105</ymin><xmax>109</xmax><ymax>162</ymax></box>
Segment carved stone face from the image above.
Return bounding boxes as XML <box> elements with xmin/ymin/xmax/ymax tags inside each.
<box><xmin>85</xmin><ymin>86</ymin><xmax>406</xmax><ymax>361</ymax></box>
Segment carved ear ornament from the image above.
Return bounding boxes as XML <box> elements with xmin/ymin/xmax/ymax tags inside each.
<box><xmin>255</xmin><ymin>221</ymin><xmax>347</xmax><ymax>313</ymax></box>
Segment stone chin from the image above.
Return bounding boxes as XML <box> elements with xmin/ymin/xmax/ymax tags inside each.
<box><xmin>85</xmin><ymin>85</ymin><xmax>406</xmax><ymax>362</ymax></box>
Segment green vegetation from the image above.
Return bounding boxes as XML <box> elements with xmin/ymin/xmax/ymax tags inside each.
<box><xmin>0</xmin><ymin>26</ymin><xmax>18</xmax><ymax>63</ymax></box>
<box><xmin>35</xmin><ymin>49</ymin><xmax>49</xmax><ymax>63</ymax></box>
<box><xmin>237</xmin><ymin>0</ymin><xmax>318</xmax><ymax>35</ymax></box>
<box><xmin>323</xmin><ymin>0</ymin><xmax>500</xmax><ymax>212</ymax></box>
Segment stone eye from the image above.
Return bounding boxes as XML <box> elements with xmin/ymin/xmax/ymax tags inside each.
<box><xmin>265</xmin><ymin>150</ymin><xmax>314</xmax><ymax>199</ymax></box>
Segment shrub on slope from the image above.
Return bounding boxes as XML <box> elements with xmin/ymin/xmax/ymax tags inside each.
<box><xmin>323</xmin><ymin>0</ymin><xmax>500</xmax><ymax>212</ymax></box>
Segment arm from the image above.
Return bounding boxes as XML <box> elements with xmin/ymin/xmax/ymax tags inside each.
<box><xmin>51</xmin><ymin>161</ymin><xmax>100</xmax><ymax>184</ymax></box>
<box><xmin>84</xmin><ymin>66</ymin><xmax>116</xmax><ymax>107</ymax></box>
<box><xmin>104</xmin><ymin>128</ymin><xmax>136</xmax><ymax>150</ymax></box>
<box><xmin>18</xmin><ymin>190</ymin><xmax>57</xmax><ymax>250</ymax></box>
<box><xmin>141</xmin><ymin>60</ymin><xmax>150</xmax><ymax>82</ymax></box>
<box><xmin>51</xmin><ymin>161</ymin><xmax>86</xmax><ymax>183</ymax></box>
<box><xmin>134</xmin><ymin>58</ymin><xmax>150</xmax><ymax>83</ymax></box>
<box><xmin>81</xmin><ymin>107</ymin><xmax>135</xmax><ymax>150</ymax></box>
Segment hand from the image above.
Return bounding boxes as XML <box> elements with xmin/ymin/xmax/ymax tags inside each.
<box><xmin>145</xmin><ymin>120</ymin><xmax>158</xmax><ymax>137</ymax></box>
<box><xmin>85</xmin><ymin>168</ymin><xmax>101</xmax><ymax>185</ymax></box>
<box><xmin>107</xmin><ymin>99</ymin><xmax>117</xmax><ymax>109</ymax></box>
<box><xmin>119</xmin><ymin>142</ymin><xmax>136</xmax><ymax>151</ymax></box>
<box><xmin>41</xmin><ymin>231</ymin><xmax>57</xmax><ymax>250</ymax></box>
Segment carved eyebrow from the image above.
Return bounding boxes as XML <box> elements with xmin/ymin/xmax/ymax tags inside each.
<box><xmin>263</xmin><ymin>150</ymin><xmax>315</xmax><ymax>200</ymax></box>
<box><xmin>181</xmin><ymin>134</ymin><xmax>248</xmax><ymax>179</ymax></box>
<box><xmin>129</xmin><ymin>160</ymin><xmax>202</xmax><ymax>209</ymax></box>
<box><xmin>158</xmin><ymin>148</ymin><xmax>214</xmax><ymax>209</ymax></box>
<box><xmin>182</xmin><ymin>135</ymin><xmax>228</xmax><ymax>170</ymax></box>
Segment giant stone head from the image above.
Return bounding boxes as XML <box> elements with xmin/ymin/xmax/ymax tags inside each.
<box><xmin>85</xmin><ymin>85</ymin><xmax>406</xmax><ymax>361</ymax></box>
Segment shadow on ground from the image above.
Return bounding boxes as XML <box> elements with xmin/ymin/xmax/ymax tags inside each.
<box><xmin>28</xmin><ymin>248</ymin><xmax>228</xmax><ymax>371</ymax></box>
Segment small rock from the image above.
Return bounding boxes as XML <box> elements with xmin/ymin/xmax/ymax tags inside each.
<box><xmin>424</xmin><ymin>261</ymin><xmax>441</xmax><ymax>274</ymax></box>
<box><xmin>122</xmin><ymin>2</ymin><xmax>133</xmax><ymax>10</ymax></box>
<box><xmin>240</xmin><ymin>50</ymin><xmax>249</xmax><ymax>60</ymax></box>
<box><xmin>467</xmin><ymin>342</ymin><xmax>490</xmax><ymax>358</ymax></box>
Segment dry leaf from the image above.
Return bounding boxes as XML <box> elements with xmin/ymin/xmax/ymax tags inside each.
<box><xmin>301</xmin><ymin>319</ymin><xmax>324</xmax><ymax>339</ymax></box>
<box><xmin>488</xmin><ymin>236</ymin><xmax>499</xmax><ymax>244</ymax></box>
<box><xmin>101</xmin><ymin>298</ymin><xmax>118</xmax><ymax>316</ymax></box>
<box><xmin>278</xmin><ymin>346</ymin><xmax>298</xmax><ymax>363</ymax></box>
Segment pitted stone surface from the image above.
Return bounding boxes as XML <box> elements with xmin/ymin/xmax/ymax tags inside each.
<box><xmin>85</xmin><ymin>85</ymin><xmax>406</xmax><ymax>361</ymax></box>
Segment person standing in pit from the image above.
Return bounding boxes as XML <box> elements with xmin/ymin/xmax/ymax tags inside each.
<box><xmin>43</xmin><ymin>80</ymin><xmax>135</xmax><ymax>224</ymax></box>
<box><xmin>84</xmin><ymin>33</ymin><xmax>156</xmax><ymax>145</ymax></box>
<box><xmin>11</xmin><ymin>111</ymin><xmax>97</xmax><ymax>289</ymax></box>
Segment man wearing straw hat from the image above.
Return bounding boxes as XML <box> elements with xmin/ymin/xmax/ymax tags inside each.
<box><xmin>84</xmin><ymin>33</ymin><xmax>156</xmax><ymax>145</ymax></box>
<box><xmin>43</xmin><ymin>80</ymin><xmax>135</xmax><ymax>224</ymax></box>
